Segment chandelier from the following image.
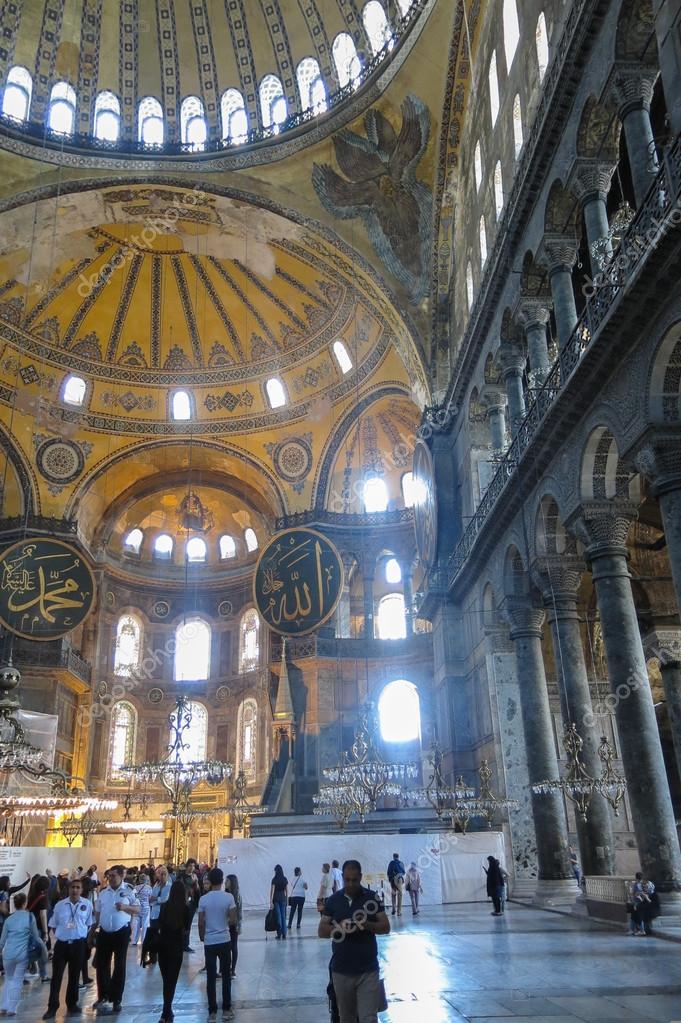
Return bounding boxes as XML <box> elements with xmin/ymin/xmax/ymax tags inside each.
<box><xmin>416</xmin><ymin>745</ymin><xmax>518</xmax><ymax>833</ymax></box>
<box><xmin>532</xmin><ymin>722</ymin><xmax>626</xmax><ymax>821</ymax></box>
<box><xmin>226</xmin><ymin>770</ymin><xmax>268</xmax><ymax>832</ymax></box>
<box><xmin>590</xmin><ymin>200</ymin><xmax>635</xmax><ymax>271</ymax></box>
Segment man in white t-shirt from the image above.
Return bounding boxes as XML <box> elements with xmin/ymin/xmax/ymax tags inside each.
<box><xmin>198</xmin><ymin>867</ymin><xmax>237</xmax><ymax>1023</ymax></box>
<box><xmin>331</xmin><ymin>860</ymin><xmax>343</xmax><ymax>893</ymax></box>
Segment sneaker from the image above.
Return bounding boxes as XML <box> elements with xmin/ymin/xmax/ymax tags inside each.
<box><xmin>208</xmin><ymin>1014</ymin><xmax>217</xmax><ymax>1023</ymax></box>
<box><xmin>41</xmin><ymin>1012</ymin><xmax>56</xmax><ymax>1020</ymax></box>
<box><xmin>66</xmin><ymin>1009</ymin><xmax>83</xmax><ymax>1017</ymax></box>
<box><xmin>92</xmin><ymin>1001</ymin><xmax>108</xmax><ymax>1010</ymax></box>
<box><xmin>222</xmin><ymin>1011</ymin><xmax>235</xmax><ymax>1021</ymax></box>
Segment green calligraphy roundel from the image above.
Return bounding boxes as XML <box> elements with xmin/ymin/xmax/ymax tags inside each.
<box><xmin>253</xmin><ymin>528</ymin><xmax>344</xmax><ymax>637</ymax></box>
<box><xmin>0</xmin><ymin>538</ymin><xmax>96</xmax><ymax>641</ymax></box>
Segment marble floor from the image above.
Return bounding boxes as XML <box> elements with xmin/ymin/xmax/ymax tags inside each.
<box><xmin>8</xmin><ymin>903</ymin><xmax>681</xmax><ymax>1023</ymax></box>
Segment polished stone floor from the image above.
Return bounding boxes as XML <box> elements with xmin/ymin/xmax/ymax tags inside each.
<box><xmin>9</xmin><ymin>903</ymin><xmax>681</xmax><ymax>1022</ymax></box>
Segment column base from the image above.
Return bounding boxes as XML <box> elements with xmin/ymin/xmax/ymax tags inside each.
<box><xmin>532</xmin><ymin>878</ymin><xmax>581</xmax><ymax>908</ymax></box>
<box><xmin>509</xmin><ymin>877</ymin><xmax>537</xmax><ymax>902</ymax></box>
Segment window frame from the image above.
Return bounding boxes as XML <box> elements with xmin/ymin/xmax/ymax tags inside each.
<box><xmin>62</xmin><ymin>374</ymin><xmax>87</xmax><ymax>407</ymax></box>
<box><xmin>239</xmin><ymin>608</ymin><xmax>260</xmax><ymax>672</ymax></box>
<box><xmin>2</xmin><ymin>66</ymin><xmax>33</xmax><ymax>122</ymax></box>
<box><xmin>174</xmin><ymin>619</ymin><xmax>211</xmax><ymax>682</ymax></box>
<box><xmin>108</xmin><ymin>700</ymin><xmax>137</xmax><ymax>781</ymax></box>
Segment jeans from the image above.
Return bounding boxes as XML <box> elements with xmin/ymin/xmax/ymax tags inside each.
<box><xmin>408</xmin><ymin>888</ymin><xmax>419</xmax><ymax>913</ymax></box>
<box><xmin>204</xmin><ymin>942</ymin><xmax>231</xmax><ymax>1013</ymax></box>
<box><xmin>229</xmin><ymin>925</ymin><xmax>238</xmax><ymax>972</ymax></box>
<box><xmin>47</xmin><ymin>938</ymin><xmax>86</xmax><ymax>1010</ymax></box>
<box><xmin>131</xmin><ymin>905</ymin><xmax>149</xmax><ymax>945</ymax></box>
<box><xmin>390</xmin><ymin>880</ymin><xmax>403</xmax><ymax>915</ymax></box>
<box><xmin>273</xmin><ymin>899</ymin><xmax>287</xmax><ymax>937</ymax></box>
<box><xmin>332</xmin><ymin>970</ymin><xmax>381</xmax><ymax>1023</ymax></box>
<box><xmin>158</xmin><ymin>945</ymin><xmax>183</xmax><ymax>1019</ymax></box>
<box><xmin>95</xmin><ymin>925</ymin><xmax>130</xmax><ymax>1004</ymax></box>
<box><xmin>0</xmin><ymin>957</ymin><xmax>27</xmax><ymax>1013</ymax></box>
<box><xmin>288</xmin><ymin>897</ymin><xmax>305</xmax><ymax>929</ymax></box>
<box><xmin>184</xmin><ymin>903</ymin><xmax>196</xmax><ymax>950</ymax></box>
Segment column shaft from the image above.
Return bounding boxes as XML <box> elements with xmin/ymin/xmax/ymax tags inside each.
<box><xmin>402</xmin><ymin>570</ymin><xmax>414</xmax><ymax>635</ymax></box>
<box><xmin>363</xmin><ymin>575</ymin><xmax>375</xmax><ymax>639</ymax></box>
<box><xmin>505</xmin><ymin>372</ymin><xmax>526</xmax><ymax>437</ymax></box>
<box><xmin>583</xmin><ymin>195</ymin><xmax>612</xmax><ymax>275</ymax></box>
<box><xmin>661</xmin><ymin>660</ymin><xmax>681</xmax><ymax>785</ymax></box>
<box><xmin>653</xmin><ymin>0</ymin><xmax>681</xmax><ymax>135</ymax></box>
<box><xmin>590</xmin><ymin>550</ymin><xmax>681</xmax><ymax>889</ymax></box>
<box><xmin>489</xmin><ymin>407</ymin><xmax>507</xmax><ymax>451</ymax></box>
<box><xmin>527</xmin><ymin>321</ymin><xmax>551</xmax><ymax>381</ymax></box>
<box><xmin>549</xmin><ymin>266</ymin><xmax>578</xmax><ymax>349</ymax></box>
<box><xmin>622</xmin><ymin>106</ymin><xmax>658</xmax><ymax>206</ymax></box>
<box><xmin>658</xmin><ymin>486</ymin><xmax>681</xmax><ymax>613</ymax></box>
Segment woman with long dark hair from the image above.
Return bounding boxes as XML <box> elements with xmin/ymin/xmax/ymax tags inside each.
<box><xmin>269</xmin><ymin>865</ymin><xmax>288</xmax><ymax>940</ymax></box>
<box><xmin>225</xmin><ymin>875</ymin><xmax>242</xmax><ymax>976</ymax></box>
<box><xmin>157</xmin><ymin>879</ymin><xmax>190</xmax><ymax>1023</ymax></box>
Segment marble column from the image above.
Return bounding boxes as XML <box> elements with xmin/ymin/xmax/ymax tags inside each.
<box><xmin>653</xmin><ymin>0</ymin><xmax>681</xmax><ymax>135</ymax></box>
<box><xmin>362</xmin><ymin>569</ymin><xmax>375</xmax><ymax>639</ymax></box>
<box><xmin>537</xmin><ymin>236</ymin><xmax>579</xmax><ymax>350</ymax></box>
<box><xmin>568</xmin><ymin>162</ymin><xmax>616</xmax><ymax>276</ymax></box>
<box><xmin>481</xmin><ymin>386</ymin><xmax>507</xmax><ymax>453</ymax></box>
<box><xmin>497</xmin><ymin>343</ymin><xmax>527</xmax><ymax>438</ymax></box>
<box><xmin>645</xmin><ymin>628</ymin><xmax>681</xmax><ymax>785</ymax></box>
<box><xmin>504</xmin><ymin>596</ymin><xmax>574</xmax><ymax>895</ymax></box>
<box><xmin>515</xmin><ymin>299</ymin><xmax>552</xmax><ymax>387</ymax></box>
<box><xmin>635</xmin><ymin>434</ymin><xmax>681</xmax><ymax>620</ymax></box>
<box><xmin>402</xmin><ymin>563</ymin><xmax>414</xmax><ymax>635</ymax></box>
<box><xmin>534</xmin><ymin>558</ymin><xmax>615</xmax><ymax>877</ymax></box>
<box><xmin>608</xmin><ymin>65</ymin><xmax>659</xmax><ymax>206</ymax></box>
<box><xmin>570</xmin><ymin>503</ymin><xmax>681</xmax><ymax>892</ymax></box>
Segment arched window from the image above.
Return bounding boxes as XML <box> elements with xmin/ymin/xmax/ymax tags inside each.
<box><xmin>297</xmin><ymin>57</ymin><xmax>327</xmax><ymax>114</ymax></box>
<box><xmin>171</xmin><ymin>390</ymin><xmax>192</xmax><ymax>420</ymax></box>
<box><xmin>333</xmin><ymin>33</ymin><xmax>362</xmax><ymax>89</ymax></box>
<box><xmin>503</xmin><ymin>0</ymin><xmax>520</xmax><ymax>70</ymax></box>
<box><xmin>332</xmin><ymin>340</ymin><xmax>353</xmax><ymax>374</ymax></box>
<box><xmin>363</xmin><ymin>2</ymin><xmax>393</xmax><ymax>55</ymax></box>
<box><xmin>401</xmin><ymin>471</ymin><xmax>417</xmax><ymax>508</ymax></box>
<box><xmin>259</xmin><ymin>75</ymin><xmax>287</xmax><ymax>131</ymax></box>
<box><xmin>219</xmin><ymin>534</ymin><xmax>236</xmax><ymax>559</ymax></box>
<box><xmin>2</xmin><ymin>66</ymin><xmax>32</xmax><ymax>121</ymax></box>
<box><xmin>385</xmin><ymin>557</ymin><xmax>402</xmax><ymax>584</ymax></box>
<box><xmin>474</xmin><ymin>140</ymin><xmax>482</xmax><ymax>191</ymax></box>
<box><xmin>363</xmin><ymin>476</ymin><xmax>388</xmax><ymax>513</ymax></box>
<box><xmin>536</xmin><ymin>13</ymin><xmax>549</xmax><ymax>82</ymax></box>
<box><xmin>174</xmin><ymin>619</ymin><xmax>211</xmax><ymax>681</ymax></box>
<box><xmin>265</xmin><ymin>377</ymin><xmax>287</xmax><ymax>408</ymax></box>
<box><xmin>512</xmin><ymin>94</ymin><xmax>523</xmax><ymax>157</ymax></box>
<box><xmin>488</xmin><ymin>52</ymin><xmax>500</xmax><ymax>126</ymax></box>
<box><xmin>48</xmin><ymin>81</ymin><xmax>76</xmax><ymax>134</ymax></box>
<box><xmin>94</xmin><ymin>90</ymin><xmax>120</xmax><ymax>141</ymax></box>
<box><xmin>466</xmin><ymin>262</ymin><xmax>474</xmax><ymax>310</ymax></box>
<box><xmin>479</xmin><ymin>216</ymin><xmax>488</xmax><ymax>266</ymax></box>
<box><xmin>154</xmin><ymin>533</ymin><xmax>174</xmax><ymax>559</ymax></box>
<box><xmin>175</xmin><ymin>700</ymin><xmax>207</xmax><ymax>763</ymax></box>
<box><xmin>237</xmin><ymin>698</ymin><xmax>258</xmax><ymax>779</ymax></box>
<box><xmin>186</xmin><ymin>536</ymin><xmax>207</xmax><ymax>562</ymax></box>
<box><xmin>109</xmin><ymin>701</ymin><xmax>137</xmax><ymax>778</ymax></box>
<box><xmin>123</xmin><ymin>528</ymin><xmax>143</xmax><ymax>554</ymax></box>
<box><xmin>494</xmin><ymin>161</ymin><xmax>504</xmax><ymax>217</ymax></box>
<box><xmin>240</xmin><ymin>608</ymin><xmax>260</xmax><ymax>671</ymax></box>
<box><xmin>180</xmin><ymin>94</ymin><xmax>207</xmax><ymax>149</ymax></box>
<box><xmin>113</xmin><ymin>614</ymin><xmax>142</xmax><ymax>676</ymax></box>
<box><xmin>245</xmin><ymin>528</ymin><xmax>258</xmax><ymax>553</ymax></box>
<box><xmin>63</xmin><ymin>374</ymin><xmax>86</xmax><ymax>406</ymax></box>
<box><xmin>138</xmin><ymin>96</ymin><xmax>164</xmax><ymax>144</ymax></box>
<box><xmin>378</xmin><ymin>679</ymin><xmax>420</xmax><ymax>742</ymax></box>
<box><xmin>376</xmin><ymin>593</ymin><xmax>406</xmax><ymax>639</ymax></box>
<box><xmin>221</xmin><ymin>89</ymin><xmax>248</xmax><ymax>143</ymax></box>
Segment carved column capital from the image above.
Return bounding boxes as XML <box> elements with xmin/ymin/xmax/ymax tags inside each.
<box><xmin>536</xmin><ymin>233</ymin><xmax>579</xmax><ymax>273</ymax></box>
<box><xmin>605</xmin><ymin>62</ymin><xmax>658</xmax><ymax>116</ymax></box>
<box><xmin>480</xmin><ymin>384</ymin><xmax>506</xmax><ymax>414</ymax></box>
<box><xmin>566</xmin><ymin>158</ymin><xmax>617</xmax><ymax>204</ymax></box>
<box><xmin>532</xmin><ymin>555</ymin><xmax>583</xmax><ymax>611</ymax></box>
<box><xmin>513</xmin><ymin>297</ymin><xmax>551</xmax><ymax>331</ymax></box>
<box><xmin>502</xmin><ymin>595</ymin><xmax>545</xmax><ymax>639</ymax></box>
<box><xmin>567</xmin><ymin>501</ymin><xmax>638</xmax><ymax>559</ymax></box>
<box><xmin>643</xmin><ymin>627</ymin><xmax>681</xmax><ymax>667</ymax></box>
<box><xmin>496</xmin><ymin>342</ymin><xmax>527</xmax><ymax>381</ymax></box>
<box><xmin>633</xmin><ymin>430</ymin><xmax>681</xmax><ymax>498</ymax></box>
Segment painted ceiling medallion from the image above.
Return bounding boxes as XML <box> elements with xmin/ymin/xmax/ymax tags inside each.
<box><xmin>265</xmin><ymin>434</ymin><xmax>313</xmax><ymax>493</ymax></box>
<box><xmin>217</xmin><ymin>600</ymin><xmax>233</xmax><ymax>619</ymax></box>
<box><xmin>35</xmin><ymin>438</ymin><xmax>88</xmax><ymax>486</ymax></box>
<box><xmin>148</xmin><ymin>688</ymin><xmax>164</xmax><ymax>704</ymax></box>
<box><xmin>153</xmin><ymin>600</ymin><xmax>171</xmax><ymax>619</ymax></box>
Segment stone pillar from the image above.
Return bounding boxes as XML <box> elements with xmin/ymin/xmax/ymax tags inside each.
<box><xmin>570</xmin><ymin>503</ymin><xmax>681</xmax><ymax>893</ymax></box>
<box><xmin>607</xmin><ymin>65</ymin><xmax>660</xmax><ymax>206</ymax></box>
<box><xmin>515</xmin><ymin>300</ymin><xmax>552</xmax><ymax>387</ymax></box>
<box><xmin>335</xmin><ymin>559</ymin><xmax>352</xmax><ymax>638</ymax></box>
<box><xmin>534</xmin><ymin>558</ymin><xmax>615</xmax><ymax>877</ymax></box>
<box><xmin>568</xmin><ymin>162</ymin><xmax>616</xmax><ymax>276</ymax></box>
<box><xmin>645</xmin><ymin>628</ymin><xmax>681</xmax><ymax>785</ymax></box>
<box><xmin>481</xmin><ymin>386</ymin><xmax>507</xmax><ymax>453</ymax></box>
<box><xmin>497</xmin><ymin>343</ymin><xmax>527</xmax><ymax>437</ymax></box>
<box><xmin>537</xmin><ymin>236</ymin><xmax>579</xmax><ymax>350</ymax></box>
<box><xmin>504</xmin><ymin>596</ymin><xmax>574</xmax><ymax>900</ymax></box>
<box><xmin>635</xmin><ymin>434</ymin><xmax>681</xmax><ymax>619</ymax></box>
<box><xmin>653</xmin><ymin>0</ymin><xmax>681</xmax><ymax>135</ymax></box>
<box><xmin>402</xmin><ymin>563</ymin><xmax>414</xmax><ymax>635</ymax></box>
<box><xmin>362</xmin><ymin>567</ymin><xmax>375</xmax><ymax>639</ymax></box>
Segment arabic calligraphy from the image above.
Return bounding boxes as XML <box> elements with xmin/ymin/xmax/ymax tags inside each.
<box><xmin>253</xmin><ymin>528</ymin><xmax>344</xmax><ymax>636</ymax></box>
<box><xmin>0</xmin><ymin>539</ymin><xmax>96</xmax><ymax>641</ymax></box>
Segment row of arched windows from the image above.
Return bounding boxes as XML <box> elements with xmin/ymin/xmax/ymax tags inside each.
<box><xmin>123</xmin><ymin>528</ymin><xmax>258</xmax><ymax>561</ymax></box>
<box><xmin>113</xmin><ymin>608</ymin><xmax>260</xmax><ymax>681</ymax></box>
<box><xmin>1</xmin><ymin>3</ymin><xmax>417</xmax><ymax>145</ymax></box>
<box><xmin>466</xmin><ymin>5</ymin><xmax>550</xmax><ymax>311</ymax></box>
<box><xmin>363</xmin><ymin>471</ymin><xmax>419</xmax><ymax>513</ymax></box>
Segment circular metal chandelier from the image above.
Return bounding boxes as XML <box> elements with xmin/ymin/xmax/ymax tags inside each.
<box><xmin>532</xmin><ymin>723</ymin><xmax>626</xmax><ymax>822</ymax></box>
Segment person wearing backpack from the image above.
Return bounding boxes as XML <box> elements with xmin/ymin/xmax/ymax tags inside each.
<box><xmin>386</xmin><ymin>854</ymin><xmax>405</xmax><ymax>917</ymax></box>
<box><xmin>0</xmin><ymin>892</ymin><xmax>41</xmax><ymax>1015</ymax></box>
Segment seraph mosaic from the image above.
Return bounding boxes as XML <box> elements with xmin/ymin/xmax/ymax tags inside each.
<box><xmin>312</xmin><ymin>95</ymin><xmax>432</xmax><ymax>304</ymax></box>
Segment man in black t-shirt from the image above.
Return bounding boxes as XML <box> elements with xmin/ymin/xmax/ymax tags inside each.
<box><xmin>318</xmin><ymin>860</ymin><xmax>390</xmax><ymax>1023</ymax></box>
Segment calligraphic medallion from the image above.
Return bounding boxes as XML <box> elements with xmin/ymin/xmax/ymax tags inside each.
<box><xmin>412</xmin><ymin>440</ymin><xmax>438</xmax><ymax>570</ymax></box>
<box><xmin>253</xmin><ymin>527</ymin><xmax>344</xmax><ymax>637</ymax></box>
<box><xmin>0</xmin><ymin>538</ymin><xmax>96</xmax><ymax>641</ymax></box>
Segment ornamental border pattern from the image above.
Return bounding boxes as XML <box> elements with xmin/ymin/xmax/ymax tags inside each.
<box><xmin>189</xmin><ymin>0</ymin><xmax>220</xmax><ymax>133</ymax></box>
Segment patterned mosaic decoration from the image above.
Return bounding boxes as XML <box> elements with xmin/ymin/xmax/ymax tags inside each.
<box><xmin>33</xmin><ymin>434</ymin><xmax>93</xmax><ymax>495</ymax></box>
<box><xmin>265</xmin><ymin>433</ymin><xmax>313</xmax><ymax>493</ymax></box>
<box><xmin>312</xmin><ymin>95</ymin><xmax>433</xmax><ymax>303</ymax></box>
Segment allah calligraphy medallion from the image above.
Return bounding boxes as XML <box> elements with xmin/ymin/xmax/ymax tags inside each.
<box><xmin>413</xmin><ymin>440</ymin><xmax>438</xmax><ymax>570</ymax></box>
<box><xmin>0</xmin><ymin>538</ymin><xmax>96</xmax><ymax>641</ymax></box>
<box><xmin>253</xmin><ymin>527</ymin><xmax>344</xmax><ymax>636</ymax></box>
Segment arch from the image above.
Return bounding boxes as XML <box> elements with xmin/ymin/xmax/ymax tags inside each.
<box><xmin>363</xmin><ymin>2</ymin><xmax>393</xmax><ymax>55</ymax></box>
<box><xmin>180</xmin><ymin>94</ymin><xmax>207</xmax><ymax>149</ymax></box>
<box><xmin>123</xmin><ymin>527</ymin><xmax>143</xmax><ymax>554</ymax></box>
<box><xmin>580</xmin><ymin>426</ymin><xmax>639</xmax><ymax>502</ymax></box>
<box><xmin>171</xmin><ymin>389</ymin><xmax>192</xmax><ymax>420</ymax></box>
<box><xmin>186</xmin><ymin>535</ymin><xmax>207</xmax><ymax>562</ymax></box>
<box><xmin>259</xmin><ymin>74</ymin><xmax>287</xmax><ymax>130</ymax></box>
<box><xmin>0</xmin><ymin>424</ymin><xmax>38</xmax><ymax>517</ymax></box>
<box><xmin>482</xmin><ymin>581</ymin><xmax>496</xmax><ymax>617</ymax></box>
<box><xmin>108</xmin><ymin>700</ymin><xmax>137</xmax><ymax>779</ymax></box>
<box><xmin>176</xmin><ymin>700</ymin><xmax>208</xmax><ymax>762</ymax></box>
<box><xmin>113</xmin><ymin>613</ymin><xmax>143</xmax><ymax>677</ymax></box>
<box><xmin>221</xmin><ymin>89</ymin><xmax>248</xmax><ymax>143</ymax></box>
<box><xmin>503</xmin><ymin>544</ymin><xmax>529</xmax><ymax>597</ymax></box>
<box><xmin>265</xmin><ymin>377</ymin><xmax>287</xmax><ymax>408</ymax></box>
<box><xmin>479</xmin><ymin>216</ymin><xmax>488</xmax><ymax>266</ymax></box>
<box><xmin>138</xmin><ymin>96</ymin><xmax>164</xmax><ymax>144</ymax></box>
<box><xmin>94</xmin><ymin>90</ymin><xmax>121</xmax><ymax>141</ymax></box>
<box><xmin>544</xmin><ymin>178</ymin><xmax>579</xmax><ymax>234</ymax></box>
<box><xmin>332</xmin><ymin>339</ymin><xmax>353</xmax><ymax>374</ymax></box>
<box><xmin>503</xmin><ymin>0</ymin><xmax>520</xmax><ymax>70</ymax></box>
<box><xmin>240</xmin><ymin>608</ymin><xmax>260</xmax><ymax>672</ymax></box>
<box><xmin>245</xmin><ymin>527</ymin><xmax>258</xmax><ymax>552</ymax></box>
<box><xmin>401</xmin><ymin>471</ymin><xmax>418</xmax><ymax>508</ymax></box>
<box><xmin>236</xmin><ymin>697</ymin><xmax>258</xmax><ymax>779</ymax></box>
<box><xmin>489</xmin><ymin>51</ymin><xmax>500</xmax><ymax>126</ymax></box>
<box><xmin>332</xmin><ymin>33</ymin><xmax>361</xmax><ymax>89</ymax></box>
<box><xmin>2</xmin><ymin>66</ymin><xmax>32</xmax><ymax>121</ymax></box>
<box><xmin>153</xmin><ymin>533</ymin><xmax>174</xmax><ymax>559</ymax></box>
<box><xmin>363</xmin><ymin>476</ymin><xmax>389</xmax><ymax>513</ymax></box>
<box><xmin>219</xmin><ymin>533</ymin><xmax>237</xmax><ymax>559</ymax></box>
<box><xmin>512</xmin><ymin>94</ymin><xmax>523</xmax><ymax>158</ymax></box>
<box><xmin>297</xmin><ymin>57</ymin><xmax>326</xmax><ymax>114</ymax></box>
<box><xmin>535</xmin><ymin>495</ymin><xmax>572</xmax><ymax>557</ymax></box>
<box><xmin>376</xmin><ymin>592</ymin><xmax>406</xmax><ymax>639</ymax></box>
<box><xmin>648</xmin><ymin>320</ymin><xmax>681</xmax><ymax>423</ymax></box>
<box><xmin>615</xmin><ymin>0</ymin><xmax>656</xmax><ymax>61</ymax></box>
<box><xmin>62</xmin><ymin>374</ymin><xmax>87</xmax><ymax>406</ymax></box>
<box><xmin>385</xmin><ymin>556</ymin><xmax>402</xmax><ymax>584</ymax></box>
<box><xmin>466</xmin><ymin>262</ymin><xmax>474</xmax><ymax>310</ymax></box>
<box><xmin>535</xmin><ymin>12</ymin><xmax>549</xmax><ymax>82</ymax></box>
<box><xmin>48</xmin><ymin>81</ymin><xmax>76</xmax><ymax>134</ymax></box>
<box><xmin>378</xmin><ymin>679</ymin><xmax>420</xmax><ymax>742</ymax></box>
<box><xmin>576</xmin><ymin>95</ymin><xmax>620</xmax><ymax>161</ymax></box>
<box><xmin>474</xmin><ymin>140</ymin><xmax>482</xmax><ymax>191</ymax></box>
<box><xmin>174</xmin><ymin>619</ymin><xmax>211</xmax><ymax>681</ymax></box>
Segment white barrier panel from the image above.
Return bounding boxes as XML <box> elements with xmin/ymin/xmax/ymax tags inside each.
<box><xmin>0</xmin><ymin>846</ymin><xmax>107</xmax><ymax>884</ymax></box>
<box><xmin>438</xmin><ymin>830</ymin><xmax>506</xmax><ymax>903</ymax></box>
